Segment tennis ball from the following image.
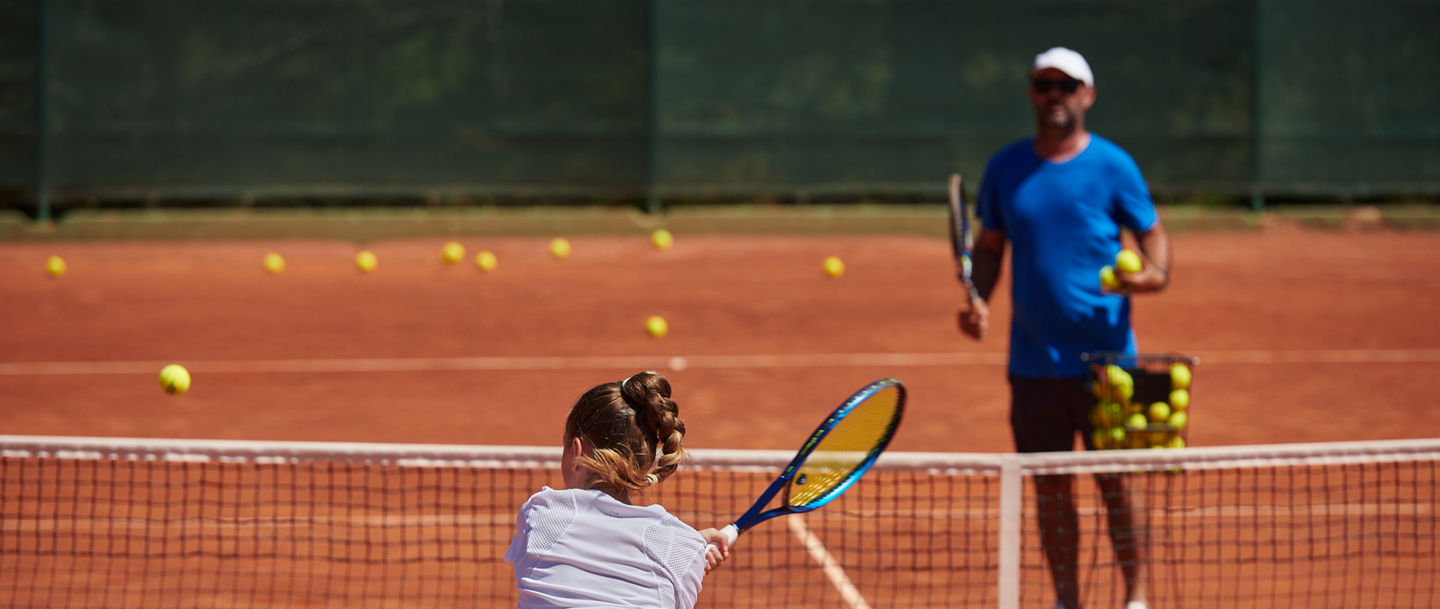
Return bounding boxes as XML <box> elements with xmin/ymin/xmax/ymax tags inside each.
<box><xmin>45</xmin><ymin>255</ymin><xmax>66</xmax><ymax>277</ymax></box>
<box><xmin>475</xmin><ymin>250</ymin><xmax>498</xmax><ymax>272</ymax></box>
<box><xmin>1168</xmin><ymin>411</ymin><xmax>1188</xmax><ymax>431</ymax></box>
<box><xmin>1115</xmin><ymin>249</ymin><xmax>1143</xmax><ymax>274</ymax></box>
<box><xmin>355</xmin><ymin>250</ymin><xmax>378</xmax><ymax>273</ymax></box>
<box><xmin>549</xmin><ymin>238</ymin><xmax>571</xmax><ymax>259</ymax></box>
<box><xmin>650</xmin><ymin>229</ymin><xmax>674</xmax><ymax>251</ymax></box>
<box><xmin>822</xmin><ymin>256</ymin><xmax>845</xmax><ymax>278</ymax></box>
<box><xmin>158</xmin><ymin>364</ymin><xmax>191</xmax><ymax>395</ymax></box>
<box><xmin>441</xmin><ymin>241</ymin><xmax>465</xmax><ymax>264</ymax></box>
<box><xmin>1108</xmin><ymin>426</ymin><xmax>1127</xmax><ymax>446</ymax></box>
<box><xmin>1091</xmin><ymin>428</ymin><xmax>1109</xmax><ymax>450</ymax></box>
<box><xmin>1167</xmin><ymin>436</ymin><xmax>1186</xmax><ymax>449</ymax></box>
<box><xmin>1106</xmin><ymin>365</ymin><xmax>1133</xmax><ymax>400</ymax></box>
<box><xmin>1148</xmin><ymin>401</ymin><xmax>1171</xmax><ymax>423</ymax></box>
<box><xmin>645</xmin><ymin>315</ymin><xmax>668</xmax><ymax>338</ymax></box>
<box><xmin>1170</xmin><ymin>388</ymin><xmax>1190</xmax><ymax>412</ymax></box>
<box><xmin>262</xmin><ymin>252</ymin><xmax>285</xmax><ymax>274</ymax></box>
<box><xmin>1125</xmin><ymin>412</ymin><xmax>1149</xmax><ymax>431</ymax></box>
<box><xmin>1104</xmin><ymin>401</ymin><xmax>1125</xmax><ymax>426</ymax></box>
<box><xmin>1171</xmin><ymin>363</ymin><xmax>1192</xmax><ymax>389</ymax></box>
<box><xmin>1099</xmin><ymin>265</ymin><xmax>1121</xmax><ymax>290</ymax></box>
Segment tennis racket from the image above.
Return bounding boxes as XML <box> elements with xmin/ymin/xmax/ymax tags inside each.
<box><xmin>716</xmin><ymin>378</ymin><xmax>905</xmax><ymax>544</ymax></box>
<box><xmin>948</xmin><ymin>173</ymin><xmax>982</xmax><ymax>305</ymax></box>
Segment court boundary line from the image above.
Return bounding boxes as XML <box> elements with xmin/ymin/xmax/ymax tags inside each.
<box><xmin>786</xmin><ymin>515</ymin><xmax>873</xmax><ymax>609</ymax></box>
<box><xmin>3</xmin><ymin>348</ymin><xmax>1440</xmax><ymax>376</ymax></box>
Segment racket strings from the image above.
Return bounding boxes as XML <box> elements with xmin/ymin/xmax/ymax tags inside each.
<box><xmin>788</xmin><ymin>385</ymin><xmax>902</xmax><ymax>507</ymax></box>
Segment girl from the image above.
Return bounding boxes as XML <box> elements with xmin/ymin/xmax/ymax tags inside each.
<box><xmin>506</xmin><ymin>371</ymin><xmax>730</xmax><ymax>608</ymax></box>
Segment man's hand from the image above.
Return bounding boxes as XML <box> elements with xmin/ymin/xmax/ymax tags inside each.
<box><xmin>1114</xmin><ymin>265</ymin><xmax>1167</xmax><ymax>293</ymax></box>
<box><xmin>957</xmin><ymin>297</ymin><xmax>989</xmax><ymax>340</ymax></box>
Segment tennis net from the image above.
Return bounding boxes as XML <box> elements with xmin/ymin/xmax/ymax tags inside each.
<box><xmin>1</xmin><ymin>435</ymin><xmax>1436</xmax><ymax>608</ymax></box>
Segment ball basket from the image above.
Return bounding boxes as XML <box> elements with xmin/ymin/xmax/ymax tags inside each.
<box><xmin>1082</xmin><ymin>352</ymin><xmax>1197</xmax><ymax>450</ymax></box>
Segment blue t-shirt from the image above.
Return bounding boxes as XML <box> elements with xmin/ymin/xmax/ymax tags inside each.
<box><xmin>977</xmin><ymin>134</ymin><xmax>1157</xmax><ymax>379</ymax></box>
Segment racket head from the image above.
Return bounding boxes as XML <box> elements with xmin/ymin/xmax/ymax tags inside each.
<box><xmin>727</xmin><ymin>378</ymin><xmax>907</xmax><ymax>535</ymax></box>
<box><xmin>781</xmin><ymin>378</ymin><xmax>905</xmax><ymax>510</ymax></box>
<box><xmin>948</xmin><ymin>173</ymin><xmax>981</xmax><ymax>302</ymax></box>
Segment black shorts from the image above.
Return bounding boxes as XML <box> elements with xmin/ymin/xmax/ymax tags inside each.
<box><xmin>1008</xmin><ymin>375</ymin><xmax>1096</xmax><ymax>453</ymax></box>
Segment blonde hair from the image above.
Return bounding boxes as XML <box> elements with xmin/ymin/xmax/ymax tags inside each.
<box><xmin>565</xmin><ymin>371</ymin><xmax>686</xmax><ymax>494</ymax></box>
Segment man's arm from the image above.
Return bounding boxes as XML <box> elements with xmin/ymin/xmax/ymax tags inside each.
<box><xmin>971</xmin><ymin>228</ymin><xmax>1006</xmax><ymax>301</ymax></box>
<box><xmin>958</xmin><ymin>227</ymin><xmax>1006</xmax><ymax>340</ymax></box>
<box><xmin>1119</xmin><ymin>218</ymin><xmax>1170</xmax><ymax>293</ymax></box>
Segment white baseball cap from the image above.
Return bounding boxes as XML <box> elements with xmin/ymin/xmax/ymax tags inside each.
<box><xmin>1031</xmin><ymin>47</ymin><xmax>1094</xmax><ymax>86</ymax></box>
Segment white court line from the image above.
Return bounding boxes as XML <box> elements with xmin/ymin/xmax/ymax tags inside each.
<box><xmin>786</xmin><ymin>515</ymin><xmax>873</xmax><ymax>609</ymax></box>
<box><xmin>1</xmin><ymin>348</ymin><xmax>1439</xmax><ymax>376</ymax></box>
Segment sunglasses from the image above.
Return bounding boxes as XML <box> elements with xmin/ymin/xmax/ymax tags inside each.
<box><xmin>1031</xmin><ymin>78</ymin><xmax>1083</xmax><ymax>94</ymax></box>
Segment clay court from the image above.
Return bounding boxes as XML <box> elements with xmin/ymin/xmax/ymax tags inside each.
<box><xmin>2</xmin><ymin>219</ymin><xmax>1440</xmax><ymax>608</ymax></box>
<box><xmin>2</xmin><ymin>223</ymin><xmax>1439</xmax><ymax>451</ymax></box>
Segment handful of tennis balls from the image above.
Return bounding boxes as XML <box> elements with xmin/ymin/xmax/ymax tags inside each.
<box><xmin>1099</xmin><ymin>249</ymin><xmax>1144</xmax><ymax>291</ymax></box>
<box><xmin>1089</xmin><ymin>360</ymin><xmax>1193</xmax><ymax>451</ymax></box>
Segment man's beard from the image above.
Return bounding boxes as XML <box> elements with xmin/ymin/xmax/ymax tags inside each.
<box><xmin>1042</xmin><ymin>106</ymin><xmax>1075</xmax><ymax>130</ymax></box>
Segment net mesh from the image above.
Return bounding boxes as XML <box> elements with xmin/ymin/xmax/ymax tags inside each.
<box><xmin>0</xmin><ymin>436</ymin><xmax>1436</xmax><ymax>609</ymax></box>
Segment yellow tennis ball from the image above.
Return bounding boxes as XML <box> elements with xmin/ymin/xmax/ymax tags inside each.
<box><xmin>1171</xmin><ymin>363</ymin><xmax>1192</xmax><ymax>389</ymax></box>
<box><xmin>1167</xmin><ymin>435</ymin><xmax>1186</xmax><ymax>449</ymax></box>
<box><xmin>1105</xmin><ymin>365</ymin><xmax>1133</xmax><ymax>399</ymax></box>
<box><xmin>1099</xmin><ymin>265</ymin><xmax>1121</xmax><ymax>290</ymax></box>
<box><xmin>45</xmin><ymin>255</ymin><xmax>67</xmax><ymax>277</ymax></box>
<box><xmin>645</xmin><ymin>315</ymin><xmax>668</xmax><ymax>338</ymax></box>
<box><xmin>475</xmin><ymin>250</ymin><xmax>498</xmax><ymax>272</ymax></box>
<box><xmin>158</xmin><ymin>364</ymin><xmax>191</xmax><ymax>395</ymax></box>
<box><xmin>650</xmin><ymin>229</ymin><xmax>674</xmax><ymax>251</ymax></box>
<box><xmin>1108</xmin><ymin>426</ymin><xmax>1127</xmax><ymax>446</ymax></box>
<box><xmin>1170</xmin><ymin>388</ymin><xmax>1190</xmax><ymax>412</ymax></box>
<box><xmin>262</xmin><ymin>252</ymin><xmax>285</xmax><ymax>274</ymax></box>
<box><xmin>1089</xmin><ymin>405</ymin><xmax>1107</xmax><ymax>428</ymax></box>
<box><xmin>1124</xmin><ymin>412</ymin><xmax>1149</xmax><ymax>431</ymax></box>
<box><xmin>441</xmin><ymin>241</ymin><xmax>465</xmax><ymax>264</ymax></box>
<box><xmin>1148</xmin><ymin>401</ymin><xmax>1171</xmax><ymax>423</ymax></box>
<box><xmin>1104</xmin><ymin>401</ymin><xmax>1125</xmax><ymax>426</ymax></box>
<box><xmin>822</xmin><ymin>256</ymin><xmax>845</xmax><ymax>278</ymax></box>
<box><xmin>355</xmin><ymin>250</ymin><xmax>378</xmax><ymax>273</ymax></box>
<box><xmin>1091</xmin><ymin>428</ymin><xmax>1109</xmax><ymax>450</ymax></box>
<box><xmin>549</xmin><ymin>238</ymin><xmax>571</xmax><ymax>259</ymax></box>
<box><xmin>1168</xmin><ymin>411</ymin><xmax>1188</xmax><ymax>431</ymax></box>
<box><xmin>1115</xmin><ymin>249</ymin><xmax>1143</xmax><ymax>274</ymax></box>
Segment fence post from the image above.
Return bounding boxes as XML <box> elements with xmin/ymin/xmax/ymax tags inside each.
<box><xmin>643</xmin><ymin>0</ymin><xmax>661</xmax><ymax>215</ymax></box>
<box><xmin>34</xmin><ymin>0</ymin><xmax>50</xmax><ymax>223</ymax></box>
<box><xmin>1248</xmin><ymin>0</ymin><xmax>1266</xmax><ymax>212</ymax></box>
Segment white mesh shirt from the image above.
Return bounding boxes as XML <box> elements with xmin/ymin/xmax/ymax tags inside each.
<box><xmin>505</xmin><ymin>487</ymin><xmax>708</xmax><ymax>609</ymax></box>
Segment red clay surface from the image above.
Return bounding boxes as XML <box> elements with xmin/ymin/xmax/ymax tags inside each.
<box><xmin>3</xmin><ymin>227</ymin><xmax>1440</xmax><ymax>452</ymax></box>
<box><xmin>3</xmin><ymin>225</ymin><xmax>1440</xmax><ymax>608</ymax></box>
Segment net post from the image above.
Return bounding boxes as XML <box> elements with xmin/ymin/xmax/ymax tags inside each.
<box><xmin>996</xmin><ymin>455</ymin><xmax>1022</xmax><ymax>609</ymax></box>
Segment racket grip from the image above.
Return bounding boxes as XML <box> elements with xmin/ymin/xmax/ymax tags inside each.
<box><xmin>719</xmin><ymin>523</ymin><xmax>738</xmax><ymax>545</ymax></box>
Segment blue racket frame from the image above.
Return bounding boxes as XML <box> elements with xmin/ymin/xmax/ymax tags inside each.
<box><xmin>949</xmin><ymin>173</ymin><xmax>982</xmax><ymax>304</ymax></box>
<box><xmin>727</xmin><ymin>378</ymin><xmax>905</xmax><ymax>536</ymax></box>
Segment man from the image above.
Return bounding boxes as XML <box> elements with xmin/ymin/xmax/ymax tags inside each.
<box><xmin>958</xmin><ymin>47</ymin><xmax>1171</xmax><ymax>609</ymax></box>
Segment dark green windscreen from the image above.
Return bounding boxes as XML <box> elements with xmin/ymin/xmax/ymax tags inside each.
<box><xmin>0</xmin><ymin>0</ymin><xmax>1435</xmax><ymax>212</ymax></box>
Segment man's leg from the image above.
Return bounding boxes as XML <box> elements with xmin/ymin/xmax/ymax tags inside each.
<box><xmin>1096</xmin><ymin>473</ymin><xmax>1147</xmax><ymax>606</ymax></box>
<box><xmin>1010</xmin><ymin>376</ymin><xmax>1086</xmax><ymax>609</ymax></box>
<box><xmin>1035</xmin><ymin>473</ymin><xmax>1081</xmax><ymax>609</ymax></box>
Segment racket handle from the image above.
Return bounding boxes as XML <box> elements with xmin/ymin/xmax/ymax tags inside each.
<box><xmin>719</xmin><ymin>523</ymin><xmax>739</xmax><ymax>545</ymax></box>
